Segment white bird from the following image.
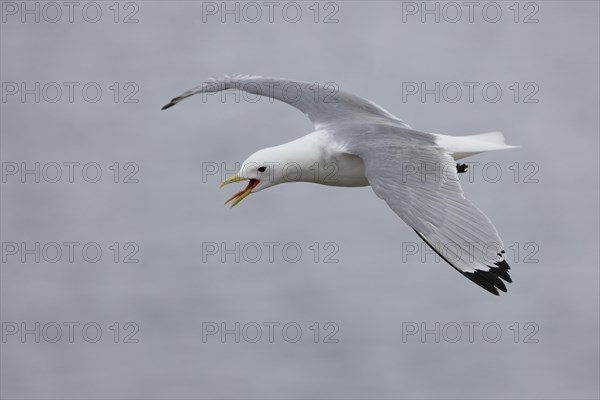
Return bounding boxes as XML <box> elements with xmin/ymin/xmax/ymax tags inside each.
<box><xmin>163</xmin><ymin>75</ymin><xmax>518</xmax><ymax>295</ymax></box>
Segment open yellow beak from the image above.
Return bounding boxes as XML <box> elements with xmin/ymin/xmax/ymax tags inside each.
<box><xmin>220</xmin><ymin>175</ymin><xmax>260</xmax><ymax>208</ymax></box>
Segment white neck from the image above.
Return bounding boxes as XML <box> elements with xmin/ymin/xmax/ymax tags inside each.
<box><xmin>263</xmin><ymin>131</ymin><xmax>368</xmax><ymax>187</ymax></box>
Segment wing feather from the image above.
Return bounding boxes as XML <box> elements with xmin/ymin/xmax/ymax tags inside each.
<box><xmin>162</xmin><ymin>74</ymin><xmax>409</xmax><ymax>129</ymax></box>
<box><xmin>347</xmin><ymin>128</ymin><xmax>512</xmax><ymax>295</ymax></box>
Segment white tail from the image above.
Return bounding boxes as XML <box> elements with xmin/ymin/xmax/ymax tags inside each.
<box><xmin>433</xmin><ymin>131</ymin><xmax>518</xmax><ymax>160</ymax></box>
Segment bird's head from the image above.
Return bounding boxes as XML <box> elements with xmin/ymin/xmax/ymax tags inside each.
<box><xmin>220</xmin><ymin>147</ymin><xmax>291</xmax><ymax>207</ymax></box>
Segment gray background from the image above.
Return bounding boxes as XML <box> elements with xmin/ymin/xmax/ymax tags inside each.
<box><xmin>1</xmin><ymin>1</ymin><xmax>598</xmax><ymax>399</ymax></box>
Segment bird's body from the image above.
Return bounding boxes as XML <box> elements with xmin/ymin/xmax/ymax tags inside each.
<box><xmin>237</xmin><ymin>129</ymin><xmax>515</xmax><ymax>188</ymax></box>
<box><xmin>163</xmin><ymin>75</ymin><xmax>518</xmax><ymax>295</ymax></box>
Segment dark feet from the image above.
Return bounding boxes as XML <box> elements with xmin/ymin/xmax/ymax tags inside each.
<box><xmin>456</xmin><ymin>163</ymin><xmax>468</xmax><ymax>174</ymax></box>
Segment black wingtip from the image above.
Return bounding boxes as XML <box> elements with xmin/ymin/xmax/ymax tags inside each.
<box><xmin>412</xmin><ymin>230</ymin><xmax>512</xmax><ymax>296</ymax></box>
<box><xmin>161</xmin><ymin>101</ymin><xmax>176</xmax><ymax>110</ymax></box>
<box><xmin>471</xmin><ymin>269</ymin><xmax>507</xmax><ymax>293</ymax></box>
<box><xmin>495</xmin><ymin>258</ymin><xmax>511</xmax><ymax>271</ymax></box>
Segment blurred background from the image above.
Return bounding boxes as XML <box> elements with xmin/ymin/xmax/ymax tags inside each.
<box><xmin>1</xmin><ymin>1</ymin><xmax>598</xmax><ymax>399</ymax></box>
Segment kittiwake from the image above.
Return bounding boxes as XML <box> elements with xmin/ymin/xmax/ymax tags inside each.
<box><xmin>162</xmin><ymin>75</ymin><xmax>518</xmax><ymax>295</ymax></box>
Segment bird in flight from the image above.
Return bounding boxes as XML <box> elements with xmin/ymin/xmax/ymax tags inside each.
<box><xmin>163</xmin><ymin>75</ymin><xmax>518</xmax><ymax>295</ymax></box>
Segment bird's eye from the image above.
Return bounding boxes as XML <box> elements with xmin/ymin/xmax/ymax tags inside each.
<box><xmin>257</xmin><ymin>166</ymin><xmax>267</xmax><ymax>172</ymax></box>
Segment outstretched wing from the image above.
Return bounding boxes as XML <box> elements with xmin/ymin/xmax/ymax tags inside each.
<box><xmin>346</xmin><ymin>127</ymin><xmax>512</xmax><ymax>295</ymax></box>
<box><xmin>162</xmin><ymin>74</ymin><xmax>409</xmax><ymax>129</ymax></box>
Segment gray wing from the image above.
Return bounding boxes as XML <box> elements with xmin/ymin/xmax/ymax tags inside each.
<box><xmin>346</xmin><ymin>127</ymin><xmax>512</xmax><ymax>295</ymax></box>
<box><xmin>162</xmin><ymin>74</ymin><xmax>409</xmax><ymax>129</ymax></box>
